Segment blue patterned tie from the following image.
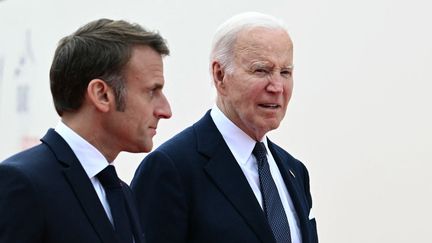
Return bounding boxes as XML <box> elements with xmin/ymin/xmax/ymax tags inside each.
<box><xmin>253</xmin><ymin>142</ymin><xmax>292</xmax><ymax>243</ymax></box>
<box><xmin>97</xmin><ymin>165</ymin><xmax>134</xmax><ymax>243</ymax></box>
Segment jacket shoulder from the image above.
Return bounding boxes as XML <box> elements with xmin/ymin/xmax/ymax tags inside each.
<box><xmin>1</xmin><ymin>143</ymin><xmax>55</xmax><ymax>172</ymax></box>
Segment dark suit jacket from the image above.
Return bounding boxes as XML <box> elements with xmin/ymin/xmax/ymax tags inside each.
<box><xmin>0</xmin><ymin>129</ymin><xmax>144</xmax><ymax>243</ymax></box>
<box><xmin>131</xmin><ymin>111</ymin><xmax>318</xmax><ymax>243</ymax></box>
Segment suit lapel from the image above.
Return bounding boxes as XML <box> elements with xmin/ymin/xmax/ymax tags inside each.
<box><xmin>42</xmin><ymin>129</ymin><xmax>117</xmax><ymax>243</ymax></box>
<box><xmin>197</xmin><ymin>112</ymin><xmax>276</xmax><ymax>243</ymax></box>
<box><xmin>268</xmin><ymin>139</ymin><xmax>312</xmax><ymax>243</ymax></box>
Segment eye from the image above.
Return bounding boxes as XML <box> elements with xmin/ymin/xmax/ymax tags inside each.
<box><xmin>148</xmin><ymin>88</ymin><xmax>157</xmax><ymax>98</ymax></box>
<box><xmin>148</xmin><ymin>84</ymin><xmax>165</xmax><ymax>99</ymax></box>
<box><xmin>254</xmin><ymin>68</ymin><xmax>270</xmax><ymax>76</ymax></box>
<box><xmin>280</xmin><ymin>69</ymin><xmax>293</xmax><ymax>78</ymax></box>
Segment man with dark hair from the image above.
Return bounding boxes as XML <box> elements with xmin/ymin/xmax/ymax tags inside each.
<box><xmin>0</xmin><ymin>18</ymin><xmax>171</xmax><ymax>243</ymax></box>
<box><xmin>131</xmin><ymin>12</ymin><xmax>318</xmax><ymax>243</ymax></box>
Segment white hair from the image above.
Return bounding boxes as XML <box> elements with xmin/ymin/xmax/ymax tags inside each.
<box><xmin>210</xmin><ymin>12</ymin><xmax>287</xmax><ymax>75</ymax></box>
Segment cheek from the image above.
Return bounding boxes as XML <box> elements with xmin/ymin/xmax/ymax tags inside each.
<box><xmin>132</xmin><ymin>99</ymin><xmax>152</xmax><ymax>118</ymax></box>
<box><xmin>284</xmin><ymin>82</ymin><xmax>293</xmax><ymax>100</ymax></box>
<box><xmin>285</xmin><ymin>90</ymin><xmax>292</xmax><ymax>103</ymax></box>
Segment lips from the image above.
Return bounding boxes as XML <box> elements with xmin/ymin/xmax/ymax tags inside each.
<box><xmin>149</xmin><ymin>126</ymin><xmax>157</xmax><ymax>131</ymax></box>
<box><xmin>148</xmin><ymin>127</ymin><xmax>157</xmax><ymax>136</ymax></box>
<box><xmin>149</xmin><ymin>125</ymin><xmax>157</xmax><ymax>134</ymax></box>
<box><xmin>258</xmin><ymin>103</ymin><xmax>281</xmax><ymax>109</ymax></box>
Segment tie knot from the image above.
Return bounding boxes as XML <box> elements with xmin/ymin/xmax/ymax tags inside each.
<box><xmin>97</xmin><ymin>165</ymin><xmax>122</xmax><ymax>189</ymax></box>
<box><xmin>252</xmin><ymin>142</ymin><xmax>267</xmax><ymax>167</ymax></box>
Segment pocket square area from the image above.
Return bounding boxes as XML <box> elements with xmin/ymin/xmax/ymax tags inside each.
<box><xmin>308</xmin><ymin>208</ymin><xmax>315</xmax><ymax>220</ymax></box>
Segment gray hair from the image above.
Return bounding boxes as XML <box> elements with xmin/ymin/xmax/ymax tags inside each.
<box><xmin>210</xmin><ymin>12</ymin><xmax>287</xmax><ymax>75</ymax></box>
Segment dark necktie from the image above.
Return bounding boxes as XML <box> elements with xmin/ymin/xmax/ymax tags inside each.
<box><xmin>253</xmin><ymin>142</ymin><xmax>292</xmax><ymax>243</ymax></box>
<box><xmin>97</xmin><ymin>165</ymin><xmax>134</xmax><ymax>243</ymax></box>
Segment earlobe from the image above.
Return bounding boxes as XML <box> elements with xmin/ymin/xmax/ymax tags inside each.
<box><xmin>87</xmin><ymin>79</ymin><xmax>111</xmax><ymax>112</ymax></box>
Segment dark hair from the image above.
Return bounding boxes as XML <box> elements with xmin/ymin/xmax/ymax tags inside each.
<box><xmin>49</xmin><ymin>18</ymin><xmax>169</xmax><ymax>116</ymax></box>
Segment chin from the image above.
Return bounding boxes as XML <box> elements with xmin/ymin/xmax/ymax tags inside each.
<box><xmin>264</xmin><ymin>119</ymin><xmax>282</xmax><ymax>129</ymax></box>
<box><xmin>128</xmin><ymin>143</ymin><xmax>153</xmax><ymax>153</ymax></box>
<box><xmin>142</xmin><ymin>143</ymin><xmax>154</xmax><ymax>153</ymax></box>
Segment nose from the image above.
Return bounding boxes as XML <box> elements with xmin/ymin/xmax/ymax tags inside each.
<box><xmin>266</xmin><ymin>74</ymin><xmax>284</xmax><ymax>93</ymax></box>
<box><xmin>156</xmin><ymin>93</ymin><xmax>172</xmax><ymax>119</ymax></box>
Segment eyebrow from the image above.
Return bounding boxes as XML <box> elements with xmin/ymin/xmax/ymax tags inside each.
<box><xmin>250</xmin><ymin>62</ymin><xmax>294</xmax><ymax>69</ymax></box>
<box><xmin>249</xmin><ymin>61</ymin><xmax>271</xmax><ymax>69</ymax></box>
<box><xmin>151</xmin><ymin>83</ymin><xmax>164</xmax><ymax>90</ymax></box>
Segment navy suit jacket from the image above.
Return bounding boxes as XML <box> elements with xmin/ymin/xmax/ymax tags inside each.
<box><xmin>0</xmin><ymin>129</ymin><xmax>145</xmax><ymax>243</ymax></box>
<box><xmin>131</xmin><ymin>111</ymin><xmax>318</xmax><ymax>243</ymax></box>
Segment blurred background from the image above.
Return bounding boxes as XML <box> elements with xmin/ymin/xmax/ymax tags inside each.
<box><xmin>1</xmin><ymin>0</ymin><xmax>431</xmax><ymax>242</ymax></box>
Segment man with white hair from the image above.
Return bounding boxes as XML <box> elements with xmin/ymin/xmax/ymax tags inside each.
<box><xmin>131</xmin><ymin>12</ymin><xmax>318</xmax><ymax>243</ymax></box>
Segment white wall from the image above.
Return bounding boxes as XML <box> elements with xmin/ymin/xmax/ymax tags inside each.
<box><xmin>1</xmin><ymin>0</ymin><xmax>431</xmax><ymax>242</ymax></box>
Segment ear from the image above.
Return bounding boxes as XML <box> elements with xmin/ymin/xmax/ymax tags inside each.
<box><xmin>212</xmin><ymin>61</ymin><xmax>228</xmax><ymax>95</ymax></box>
<box><xmin>86</xmin><ymin>79</ymin><xmax>113</xmax><ymax>113</ymax></box>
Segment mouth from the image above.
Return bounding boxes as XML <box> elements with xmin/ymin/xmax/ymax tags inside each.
<box><xmin>258</xmin><ymin>103</ymin><xmax>281</xmax><ymax>109</ymax></box>
<box><xmin>149</xmin><ymin>126</ymin><xmax>157</xmax><ymax>135</ymax></box>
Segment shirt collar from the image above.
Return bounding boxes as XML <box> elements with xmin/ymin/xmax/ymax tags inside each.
<box><xmin>210</xmin><ymin>105</ymin><xmax>267</xmax><ymax>165</ymax></box>
<box><xmin>55</xmin><ymin>121</ymin><xmax>109</xmax><ymax>178</ymax></box>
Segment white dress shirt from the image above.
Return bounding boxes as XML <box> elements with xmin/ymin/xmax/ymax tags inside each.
<box><xmin>210</xmin><ymin>106</ymin><xmax>302</xmax><ymax>243</ymax></box>
<box><xmin>55</xmin><ymin>121</ymin><xmax>114</xmax><ymax>224</ymax></box>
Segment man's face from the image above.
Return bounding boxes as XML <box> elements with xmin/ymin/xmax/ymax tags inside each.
<box><xmin>107</xmin><ymin>45</ymin><xmax>171</xmax><ymax>153</ymax></box>
<box><xmin>218</xmin><ymin>27</ymin><xmax>293</xmax><ymax>140</ymax></box>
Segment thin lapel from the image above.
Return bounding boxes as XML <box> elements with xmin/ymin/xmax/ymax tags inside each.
<box><xmin>197</xmin><ymin>112</ymin><xmax>276</xmax><ymax>243</ymax></box>
<box><xmin>122</xmin><ymin>183</ymin><xmax>145</xmax><ymax>243</ymax></box>
<box><xmin>267</xmin><ymin>139</ymin><xmax>312</xmax><ymax>243</ymax></box>
<box><xmin>41</xmin><ymin>129</ymin><xmax>117</xmax><ymax>243</ymax></box>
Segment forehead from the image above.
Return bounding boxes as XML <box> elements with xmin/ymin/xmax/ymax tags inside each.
<box><xmin>127</xmin><ymin>45</ymin><xmax>163</xmax><ymax>71</ymax></box>
<box><xmin>234</xmin><ymin>27</ymin><xmax>293</xmax><ymax>65</ymax></box>
<box><xmin>125</xmin><ymin>46</ymin><xmax>163</xmax><ymax>76</ymax></box>
<box><xmin>124</xmin><ymin>45</ymin><xmax>164</xmax><ymax>87</ymax></box>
